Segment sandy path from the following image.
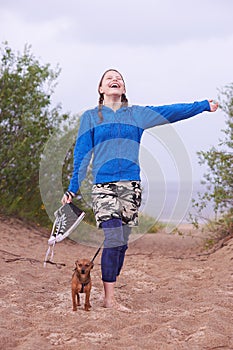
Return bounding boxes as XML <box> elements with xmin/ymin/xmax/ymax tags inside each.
<box><xmin>0</xmin><ymin>215</ymin><xmax>233</xmax><ymax>350</ymax></box>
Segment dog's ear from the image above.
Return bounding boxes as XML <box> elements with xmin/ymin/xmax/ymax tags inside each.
<box><xmin>75</xmin><ymin>259</ymin><xmax>79</xmax><ymax>267</ymax></box>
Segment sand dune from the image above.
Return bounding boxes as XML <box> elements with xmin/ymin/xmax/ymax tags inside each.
<box><xmin>0</xmin><ymin>215</ymin><xmax>233</xmax><ymax>349</ymax></box>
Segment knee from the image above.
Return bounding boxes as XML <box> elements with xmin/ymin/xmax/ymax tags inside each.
<box><xmin>101</xmin><ymin>218</ymin><xmax>125</xmax><ymax>248</ymax></box>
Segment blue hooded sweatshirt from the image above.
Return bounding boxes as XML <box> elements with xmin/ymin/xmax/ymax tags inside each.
<box><xmin>68</xmin><ymin>100</ymin><xmax>210</xmax><ymax>194</ymax></box>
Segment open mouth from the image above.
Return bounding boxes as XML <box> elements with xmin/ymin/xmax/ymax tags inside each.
<box><xmin>110</xmin><ymin>83</ymin><xmax>120</xmax><ymax>88</ymax></box>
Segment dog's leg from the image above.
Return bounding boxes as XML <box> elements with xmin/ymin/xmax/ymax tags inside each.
<box><xmin>72</xmin><ymin>289</ymin><xmax>77</xmax><ymax>311</ymax></box>
<box><xmin>84</xmin><ymin>289</ymin><xmax>91</xmax><ymax>311</ymax></box>
<box><xmin>77</xmin><ymin>292</ymin><xmax>80</xmax><ymax>306</ymax></box>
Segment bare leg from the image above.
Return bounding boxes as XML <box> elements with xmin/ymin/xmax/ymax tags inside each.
<box><xmin>103</xmin><ymin>281</ymin><xmax>130</xmax><ymax>311</ymax></box>
<box><xmin>103</xmin><ymin>281</ymin><xmax>116</xmax><ymax>307</ymax></box>
<box><xmin>101</xmin><ymin>220</ymin><xmax>131</xmax><ymax>311</ymax></box>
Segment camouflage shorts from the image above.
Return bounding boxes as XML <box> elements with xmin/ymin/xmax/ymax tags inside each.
<box><xmin>92</xmin><ymin>181</ymin><xmax>142</xmax><ymax>228</ymax></box>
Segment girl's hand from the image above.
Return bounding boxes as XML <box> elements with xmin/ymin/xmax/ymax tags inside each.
<box><xmin>209</xmin><ymin>99</ymin><xmax>219</xmax><ymax>112</ymax></box>
<box><xmin>61</xmin><ymin>191</ymin><xmax>75</xmax><ymax>205</ymax></box>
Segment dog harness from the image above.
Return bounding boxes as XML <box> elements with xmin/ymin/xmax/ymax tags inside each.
<box><xmin>73</xmin><ymin>269</ymin><xmax>91</xmax><ymax>293</ymax></box>
<box><xmin>80</xmin><ymin>280</ymin><xmax>90</xmax><ymax>293</ymax></box>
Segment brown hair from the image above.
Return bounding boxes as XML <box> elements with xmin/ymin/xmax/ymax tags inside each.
<box><xmin>97</xmin><ymin>69</ymin><xmax>128</xmax><ymax>122</ymax></box>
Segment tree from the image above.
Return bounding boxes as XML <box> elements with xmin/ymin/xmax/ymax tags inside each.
<box><xmin>0</xmin><ymin>42</ymin><xmax>64</xmax><ymax>223</ymax></box>
<box><xmin>191</xmin><ymin>83</ymin><xmax>233</xmax><ymax>237</ymax></box>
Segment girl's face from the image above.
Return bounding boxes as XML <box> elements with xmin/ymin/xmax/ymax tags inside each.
<box><xmin>99</xmin><ymin>70</ymin><xmax>126</xmax><ymax>98</ymax></box>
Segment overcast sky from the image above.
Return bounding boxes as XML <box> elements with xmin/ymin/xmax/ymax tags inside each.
<box><xmin>1</xmin><ymin>0</ymin><xmax>233</xmax><ymax>182</ymax></box>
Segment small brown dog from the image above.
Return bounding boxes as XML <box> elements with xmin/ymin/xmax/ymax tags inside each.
<box><xmin>71</xmin><ymin>258</ymin><xmax>94</xmax><ymax>311</ymax></box>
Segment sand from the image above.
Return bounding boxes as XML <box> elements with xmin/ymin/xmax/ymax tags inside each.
<box><xmin>0</xmin><ymin>215</ymin><xmax>233</xmax><ymax>350</ymax></box>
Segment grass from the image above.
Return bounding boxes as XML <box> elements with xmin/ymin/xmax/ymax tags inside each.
<box><xmin>199</xmin><ymin>210</ymin><xmax>233</xmax><ymax>251</ymax></box>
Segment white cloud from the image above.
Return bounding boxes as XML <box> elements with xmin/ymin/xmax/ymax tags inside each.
<box><xmin>1</xmin><ymin>0</ymin><xmax>233</xmax><ymax>47</ymax></box>
<box><xmin>0</xmin><ymin>0</ymin><xmax>232</xmax><ymax>182</ymax></box>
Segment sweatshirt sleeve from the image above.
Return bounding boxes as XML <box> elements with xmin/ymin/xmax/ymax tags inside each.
<box><xmin>68</xmin><ymin>111</ymin><xmax>93</xmax><ymax>194</ymax></box>
<box><xmin>138</xmin><ymin>100</ymin><xmax>210</xmax><ymax>129</ymax></box>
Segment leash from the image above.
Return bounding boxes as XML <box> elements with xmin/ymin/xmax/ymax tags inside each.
<box><xmin>91</xmin><ymin>241</ymin><xmax>104</xmax><ymax>263</ymax></box>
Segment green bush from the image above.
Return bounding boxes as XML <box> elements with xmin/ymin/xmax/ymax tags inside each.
<box><xmin>0</xmin><ymin>43</ymin><xmax>65</xmax><ymax>226</ymax></box>
<box><xmin>191</xmin><ymin>84</ymin><xmax>233</xmax><ymax>237</ymax></box>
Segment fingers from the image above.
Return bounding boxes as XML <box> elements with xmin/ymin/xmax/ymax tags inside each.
<box><xmin>208</xmin><ymin>99</ymin><xmax>219</xmax><ymax>112</ymax></box>
<box><xmin>61</xmin><ymin>191</ymin><xmax>75</xmax><ymax>205</ymax></box>
<box><xmin>61</xmin><ymin>194</ymin><xmax>69</xmax><ymax>205</ymax></box>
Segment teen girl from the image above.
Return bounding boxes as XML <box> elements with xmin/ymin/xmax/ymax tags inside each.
<box><xmin>62</xmin><ymin>69</ymin><xmax>218</xmax><ymax>310</ymax></box>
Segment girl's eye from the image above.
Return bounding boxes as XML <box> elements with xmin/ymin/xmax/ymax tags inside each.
<box><xmin>106</xmin><ymin>76</ymin><xmax>122</xmax><ymax>80</ymax></box>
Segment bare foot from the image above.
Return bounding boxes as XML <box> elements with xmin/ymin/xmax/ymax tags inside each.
<box><xmin>103</xmin><ymin>300</ymin><xmax>131</xmax><ymax>312</ymax></box>
<box><xmin>102</xmin><ymin>296</ymin><xmax>115</xmax><ymax>307</ymax></box>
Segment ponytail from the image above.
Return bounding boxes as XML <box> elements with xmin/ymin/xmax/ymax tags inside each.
<box><xmin>98</xmin><ymin>93</ymin><xmax>104</xmax><ymax>122</ymax></box>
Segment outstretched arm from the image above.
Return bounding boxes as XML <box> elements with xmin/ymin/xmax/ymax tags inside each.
<box><xmin>140</xmin><ymin>99</ymin><xmax>218</xmax><ymax>129</ymax></box>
